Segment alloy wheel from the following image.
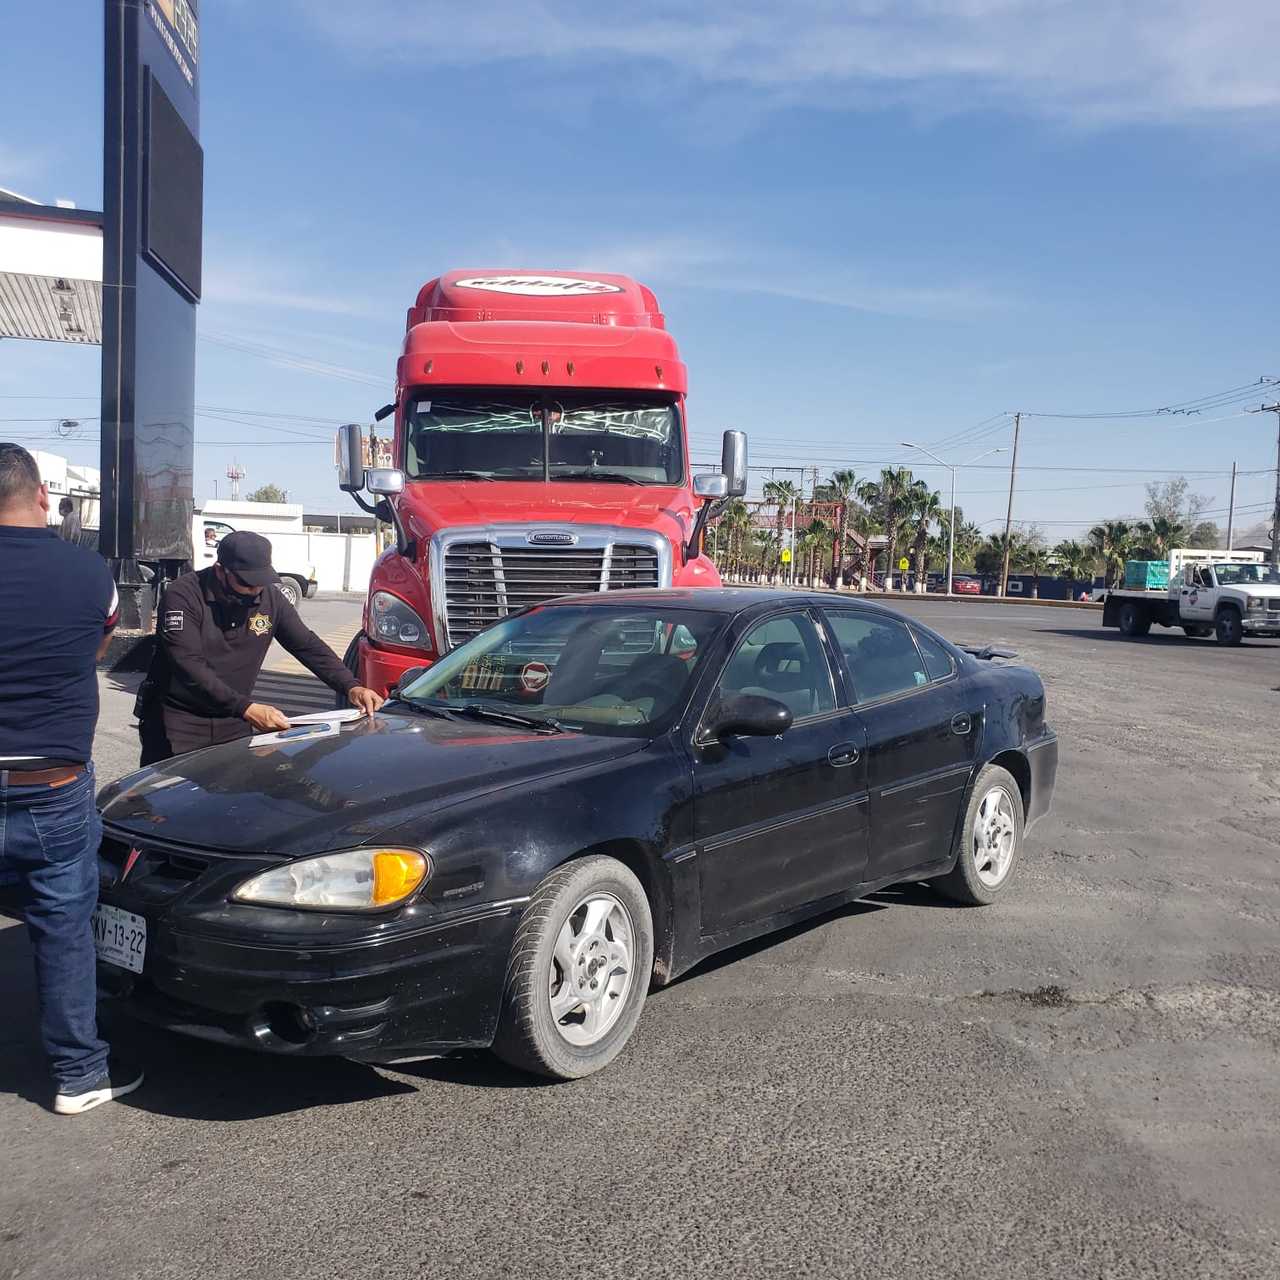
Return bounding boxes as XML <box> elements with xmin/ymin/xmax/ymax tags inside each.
<box><xmin>548</xmin><ymin>893</ymin><xmax>634</xmax><ymax>1047</ymax></box>
<box><xmin>973</xmin><ymin>785</ymin><xmax>1017</xmax><ymax>888</ymax></box>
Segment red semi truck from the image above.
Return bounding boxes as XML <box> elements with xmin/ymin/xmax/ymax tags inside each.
<box><xmin>335</xmin><ymin>270</ymin><xmax>748</xmax><ymax>694</ymax></box>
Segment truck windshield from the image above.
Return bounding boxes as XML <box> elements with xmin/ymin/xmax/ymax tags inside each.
<box><xmin>1214</xmin><ymin>563</ymin><xmax>1280</xmax><ymax>584</ymax></box>
<box><xmin>404</xmin><ymin>391</ymin><xmax>683</xmax><ymax>485</ymax></box>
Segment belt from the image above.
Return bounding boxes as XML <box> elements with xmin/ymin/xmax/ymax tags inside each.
<box><xmin>0</xmin><ymin>764</ymin><xmax>86</xmax><ymax>787</ymax></box>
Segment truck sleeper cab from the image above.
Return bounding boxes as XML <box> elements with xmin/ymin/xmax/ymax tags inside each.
<box><xmin>336</xmin><ymin>271</ymin><xmax>747</xmax><ymax>694</ymax></box>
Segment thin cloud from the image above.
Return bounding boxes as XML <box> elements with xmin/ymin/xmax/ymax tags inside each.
<box><xmin>283</xmin><ymin>1</ymin><xmax>1280</xmax><ymax>128</ymax></box>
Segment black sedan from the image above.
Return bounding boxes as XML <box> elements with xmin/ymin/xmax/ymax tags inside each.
<box><xmin>94</xmin><ymin>589</ymin><xmax>1057</xmax><ymax>1080</ymax></box>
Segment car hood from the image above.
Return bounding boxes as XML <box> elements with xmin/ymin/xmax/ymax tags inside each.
<box><xmin>98</xmin><ymin>711</ymin><xmax>643</xmax><ymax>858</ymax></box>
<box><xmin>399</xmin><ymin>480</ymin><xmax>697</xmax><ymax>549</ymax></box>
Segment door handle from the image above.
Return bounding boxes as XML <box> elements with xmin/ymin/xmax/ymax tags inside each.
<box><xmin>828</xmin><ymin>743</ymin><xmax>860</xmax><ymax>767</ymax></box>
<box><xmin>951</xmin><ymin>713</ymin><xmax>972</xmax><ymax>736</ymax></box>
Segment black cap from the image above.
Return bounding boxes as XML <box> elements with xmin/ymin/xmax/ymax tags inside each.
<box><xmin>216</xmin><ymin>530</ymin><xmax>280</xmax><ymax>587</ymax></box>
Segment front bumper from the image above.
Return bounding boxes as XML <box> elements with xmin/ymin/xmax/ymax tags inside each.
<box><xmin>358</xmin><ymin>636</ymin><xmax>435</xmax><ymax>698</ymax></box>
<box><xmin>304</xmin><ymin>578</ymin><xmax>319</xmax><ymax>599</ymax></box>
<box><xmin>1244</xmin><ymin>614</ymin><xmax>1280</xmax><ymax>632</ymax></box>
<box><xmin>96</xmin><ymin>865</ymin><xmax>524</xmax><ymax>1060</ymax></box>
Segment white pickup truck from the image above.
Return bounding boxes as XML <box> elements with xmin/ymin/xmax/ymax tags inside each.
<box><xmin>1101</xmin><ymin>548</ymin><xmax>1280</xmax><ymax>646</ymax></box>
<box><xmin>194</xmin><ymin>501</ymin><xmax>318</xmax><ymax>608</ymax></box>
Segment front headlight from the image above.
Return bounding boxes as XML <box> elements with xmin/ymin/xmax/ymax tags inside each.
<box><xmin>1247</xmin><ymin>595</ymin><xmax>1264</xmax><ymax>609</ymax></box>
<box><xmin>232</xmin><ymin>847</ymin><xmax>429</xmax><ymax>910</ymax></box>
<box><xmin>370</xmin><ymin>590</ymin><xmax>432</xmax><ymax>650</ymax></box>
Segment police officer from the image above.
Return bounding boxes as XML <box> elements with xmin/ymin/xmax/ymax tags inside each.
<box><xmin>138</xmin><ymin>530</ymin><xmax>382</xmax><ymax>763</ymax></box>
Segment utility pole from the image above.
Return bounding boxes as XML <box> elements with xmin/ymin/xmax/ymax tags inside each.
<box><xmin>999</xmin><ymin>412</ymin><xmax>1022</xmax><ymax>596</ymax></box>
<box><xmin>1225</xmin><ymin>461</ymin><xmax>1237</xmax><ymax>552</ymax></box>
<box><xmin>1270</xmin><ymin>406</ymin><xmax>1280</xmax><ymax>569</ymax></box>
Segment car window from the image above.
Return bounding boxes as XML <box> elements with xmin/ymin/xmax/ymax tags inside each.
<box><xmin>913</xmin><ymin>628</ymin><xmax>956</xmax><ymax>681</ymax></box>
<box><xmin>825</xmin><ymin>612</ymin><xmax>930</xmax><ymax>703</ymax></box>
<box><xmin>714</xmin><ymin>612</ymin><xmax>836</xmax><ymax>720</ymax></box>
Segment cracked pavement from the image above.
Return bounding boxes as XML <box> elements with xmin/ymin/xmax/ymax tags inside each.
<box><xmin>1</xmin><ymin>598</ymin><xmax>1277</xmax><ymax>1279</ymax></box>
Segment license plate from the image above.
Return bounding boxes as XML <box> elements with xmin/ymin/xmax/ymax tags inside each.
<box><xmin>92</xmin><ymin>903</ymin><xmax>147</xmax><ymax>973</ymax></box>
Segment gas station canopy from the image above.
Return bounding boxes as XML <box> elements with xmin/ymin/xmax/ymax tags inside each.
<box><xmin>0</xmin><ymin>196</ymin><xmax>103</xmax><ymax>344</ymax></box>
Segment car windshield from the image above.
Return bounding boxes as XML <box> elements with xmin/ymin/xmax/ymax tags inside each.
<box><xmin>404</xmin><ymin>391</ymin><xmax>684</xmax><ymax>485</ymax></box>
<box><xmin>1214</xmin><ymin>563</ymin><xmax>1280</xmax><ymax>585</ymax></box>
<box><xmin>398</xmin><ymin>604</ymin><xmax>724</xmax><ymax>736</ymax></box>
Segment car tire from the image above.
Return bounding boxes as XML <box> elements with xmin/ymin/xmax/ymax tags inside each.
<box><xmin>1117</xmin><ymin>602</ymin><xmax>1151</xmax><ymax>637</ymax></box>
<box><xmin>493</xmin><ymin>856</ymin><xmax>654</xmax><ymax>1080</ymax></box>
<box><xmin>335</xmin><ymin>633</ymin><xmax>363</xmax><ymax>708</ymax></box>
<box><xmin>1215</xmin><ymin>608</ymin><xmax>1243</xmax><ymax>647</ymax></box>
<box><xmin>1181</xmin><ymin>625</ymin><xmax>1211</xmax><ymax>639</ymax></box>
<box><xmin>274</xmin><ymin>576</ymin><xmax>304</xmax><ymax>609</ymax></box>
<box><xmin>933</xmin><ymin>765</ymin><xmax>1025</xmax><ymax>907</ymax></box>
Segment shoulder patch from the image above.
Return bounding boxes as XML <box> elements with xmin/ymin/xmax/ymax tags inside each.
<box><xmin>164</xmin><ymin>611</ymin><xmax>184</xmax><ymax>632</ymax></box>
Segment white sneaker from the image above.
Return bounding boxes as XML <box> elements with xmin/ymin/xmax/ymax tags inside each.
<box><xmin>53</xmin><ymin>1058</ymin><xmax>144</xmax><ymax>1115</ymax></box>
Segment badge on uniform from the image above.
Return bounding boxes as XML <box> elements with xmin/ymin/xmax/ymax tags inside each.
<box><xmin>248</xmin><ymin>612</ymin><xmax>272</xmax><ymax>637</ymax></box>
<box><xmin>164</xmin><ymin>611</ymin><xmax>184</xmax><ymax>632</ymax></box>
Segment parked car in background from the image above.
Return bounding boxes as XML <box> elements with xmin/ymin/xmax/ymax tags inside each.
<box><xmin>952</xmin><ymin>575</ymin><xmax>983</xmax><ymax>595</ymax></box>
<box><xmin>94</xmin><ymin>589</ymin><xmax>1057</xmax><ymax>1081</ymax></box>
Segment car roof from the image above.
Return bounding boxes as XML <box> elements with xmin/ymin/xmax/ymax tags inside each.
<box><xmin>538</xmin><ymin>587</ymin><xmax>902</xmax><ymax>618</ymax></box>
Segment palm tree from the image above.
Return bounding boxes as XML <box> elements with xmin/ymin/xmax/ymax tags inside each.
<box><xmin>801</xmin><ymin>516</ymin><xmax>832</xmax><ymax>585</ymax></box>
<box><xmin>976</xmin><ymin>530</ymin><xmax>1025</xmax><ymax>578</ymax></box>
<box><xmin>763</xmin><ymin>479</ymin><xmax>800</xmax><ymax>583</ymax></box>
<box><xmin>716</xmin><ymin>498</ymin><xmax>751</xmax><ymax>580</ymax></box>
<box><xmin>825</xmin><ymin>469</ymin><xmax>859</xmax><ymax>588</ymax></box>
<box><xmin>1089</xmin><ymin>521</ymin><xmax>1133</xmax><ymax>588</ymax></box>
<box><xmin>1053</xmin><ymin>539</ymin><xmax>1097</xmax><ymax>588</ymax></box>
<box><xmin>905</xmin><ymin>481</ymin><xmax>944</xmax><ymax>592</ymax></box>
<box><xmin>1022</xmin><ymin>546</ymin><xmax>1052</xmax><ymax>598</ymax></box>
<box><xmin>1132</xmin><ymin>515</ymin><xmax>1186</xmax><ymax>559</ymax></box>
<box><xmin>857</xmin><ymin>467</ymin><xmax>913</xmax><ymax>590</ymax></box>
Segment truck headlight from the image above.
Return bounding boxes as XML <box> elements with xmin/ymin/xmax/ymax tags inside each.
<box><xmin>232</xmin><ymin>848</ymin><xmax>429</xmax><ymax>910</ymax></box>
<box><xmin>370</xmin><ymin>591</ymin><xmax>432</xmax><ymax>650</ymax></box>
<box><xmin>1247</xmin><ymin>595</ymin><xmax>1264</xmax><ymax>609</ymax></box>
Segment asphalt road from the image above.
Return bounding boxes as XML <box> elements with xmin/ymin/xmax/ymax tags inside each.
<box><xmin>3</xmin><ymin>594</ymin><xmax>1278</xmax><ymax>1279</ymax></box>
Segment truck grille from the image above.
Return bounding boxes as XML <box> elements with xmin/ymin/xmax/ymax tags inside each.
<box><xmin>442</xmin><ymin>541</ymin><xmax>661</xmax><ymax>648</ymax></box>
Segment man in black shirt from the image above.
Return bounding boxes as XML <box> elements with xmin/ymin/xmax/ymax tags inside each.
<box><xmin>138</xmin><ymin>530</ymin><xmax>382</xmax><ymax>764</ymax></box>
<box><xmin>0</xmin><ymin>443</ymin><xmax>142</xmax><ymax>1114</ymax></box>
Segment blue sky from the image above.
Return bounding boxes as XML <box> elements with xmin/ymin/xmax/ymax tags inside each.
<box><xmin>3</xmin><ymin>0</ymin><xmax>1279</xmax><ymax>539</ymax></box>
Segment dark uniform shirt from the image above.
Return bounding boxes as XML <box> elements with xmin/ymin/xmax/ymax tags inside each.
<box><xmin>0</xmin><ymin>524</ymin><xmax>118</xmax><ymax>764</ymax></box>
<box><xmin>145</xmin><ymin>568</ymin><xmax>356</xmax><ymax>719</ymax></box>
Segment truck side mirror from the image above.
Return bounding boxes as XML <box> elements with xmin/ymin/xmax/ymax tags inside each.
<box><xmin>693</xmin><ymin>474</ymin><xmax>728</xmax><ymax>500</ymax></box>
<box><xmin>373</xmin><ymin>403</ymin><xmax>396</xmax><ymax>424</ymax></box>
<box><xmin>336</xmin><ymin>424</ymin><xmax>366</xmax><ymax>493</ymax></box>
<box><xmin>721</xmin><ymin>429</ymin><xmax>748</xmax><ymax>497</ymax></box>
<box><xmin>367</xmin><ymin>468</ymin><xmax>405</xmax><ymax>496</ymax></box>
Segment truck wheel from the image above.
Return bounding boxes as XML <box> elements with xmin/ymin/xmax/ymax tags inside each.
<box><xmin>1181</xmin><ymin>625</ymin><xmax>1211</xmax><ymax>639</ymax></box>
<box><xmin>492</xmin><ymin>856</ymin><xmax>654</xmax><ymax>1080</ymax></box>
<box><xmin>933</xmin><ymin>765</ymin><xmax>1025</xmax><ymax>907</ymax></box>
<box><xmin>1117</xmin><ymin>602</ymin><xmax>1151</xmax><ymax>637</ymax></box>
<box><xmin>274</xmin><ymin>576</ymin><xmax>304</xmax><ymax>609</ymax></box>
<box><xmin>335</xmin><ymin>633</ymin><xmax>363</xmax><ymax>708</ymax></box>
<box><xmin>1215</xmin><ymin>608</ymin><xmax>1243</xmax><ymax>647</ymax></box>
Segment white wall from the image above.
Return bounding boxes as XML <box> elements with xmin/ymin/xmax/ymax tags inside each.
<box><xmin>306</xmin><ymin>532</ymin><xmax>378</xmax><ymax>593</ymax></box>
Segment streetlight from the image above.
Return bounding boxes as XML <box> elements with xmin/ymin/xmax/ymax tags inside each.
<box><xmin>900</xmin><ymin>443</ymin><xmax>1006</xmax><ymax>595</ymax></box>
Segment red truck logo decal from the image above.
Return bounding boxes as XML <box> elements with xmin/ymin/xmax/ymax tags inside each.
<box><xmin>455</xmin><ymin>275</ymin><xmax>623</xmax><ymax>297</ymax></box>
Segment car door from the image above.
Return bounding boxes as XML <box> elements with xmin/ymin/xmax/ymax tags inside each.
<box><xmin>691</xmin><ymin>609</ymin><xmax>869</xmax><ymax>937</ymax></box>
<box><xmin>823</xmin><ymin>609</ymin><xmax>978</xmax><ymax>880</ymax></box>
<box><xmin>1178</xmin><ymin>565</ymin><xmax>1215</xmax><ymax>622</ymax></box>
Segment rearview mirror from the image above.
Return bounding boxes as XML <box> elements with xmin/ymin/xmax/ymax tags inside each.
<box><xmin>366</xmin><ymin>468</ymin><xmax>406</xmax><ymax>496</ymax></box>
<box><xmin>336</xmin><ymin>423</ymin><xmax>365</xmax><ymax>493</ymax></box>
<box><xmin>704</xmin><ymin>692</ymin><xmax>792</xmax><ymax>740</ymax></box>
<box><xmin>693</xmin><ymin>474</ymin><xmax>728</xmax><ymax>500</ymax></box>
<box><xmin>373</xmin><ymin>403</ymin><xmax>396</xmax><ymax>423</ymax></box>
<box><xmin>721</xmin><ymin>429</ymin><xmax>748</xmax><ymax>497</ymax></box>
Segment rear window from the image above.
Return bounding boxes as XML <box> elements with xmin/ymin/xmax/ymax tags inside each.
<box><xmin>824</xmin><ymin>612</ymin><xmax>929</xmax><ymax>702</ymax></box>
<box><xmin>913</xmin><ymin>628</ymin><xmax>956</xmax><ymax>681</ymax></box>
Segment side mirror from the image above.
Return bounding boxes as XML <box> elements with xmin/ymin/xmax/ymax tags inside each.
<box><xmin>373</xmin><ymin>403</ymin><xmax>396</xmax><ymax>424</ymax></box>
<box><xmin>721</xmin><ymin>429</ymin><xmax>748</xmax><ymax>498</ymax></box>
<box><xmin>393</xmin><ymin>666</ymin><xmax>429</xmax><ymax>697</ymax></box>
<box><xmin>693</xmin><ymin>473</ymin><xmax>728</xmax><ymax>501</ymax></box>
<box><xmin>367</xmin><ymin>468</ymin><xmax>406</xmax><ymax>496</ymax></box>
<box><xmin>336</xmin><ymin>423</ymin><xmax>366</xmax><ymax>493</ymax></box>
<box><xmin>703</xmin><ymin>692</ymin><xmax>793</xmax><ymax>741</ymax></box>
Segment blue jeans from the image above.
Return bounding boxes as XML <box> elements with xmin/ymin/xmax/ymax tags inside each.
<box><xmin>0</xmin><ymin>767</ymin><xmax>109</xmax><ymax>1089</ymax></box>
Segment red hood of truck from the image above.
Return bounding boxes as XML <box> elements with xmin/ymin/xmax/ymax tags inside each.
<box><xmin>398</xmin><ymin>480</ymin><xmax>697</xmax><ymax>544</ymax></box>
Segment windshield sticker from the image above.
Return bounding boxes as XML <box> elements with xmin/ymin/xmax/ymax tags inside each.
<box><xmin>455</xmin><ymin>276</ymin><xmax>623</xmax><ymax>297</ymax></box>
<box><xmin>520</xmin><ymin>661</ymin><xmax>552</xmax><ymax>694</ymax></box>
<box><xmin>460</xmin><ymin>657</ymin><xmax>504</xmax><ymax>692</ymax></box>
